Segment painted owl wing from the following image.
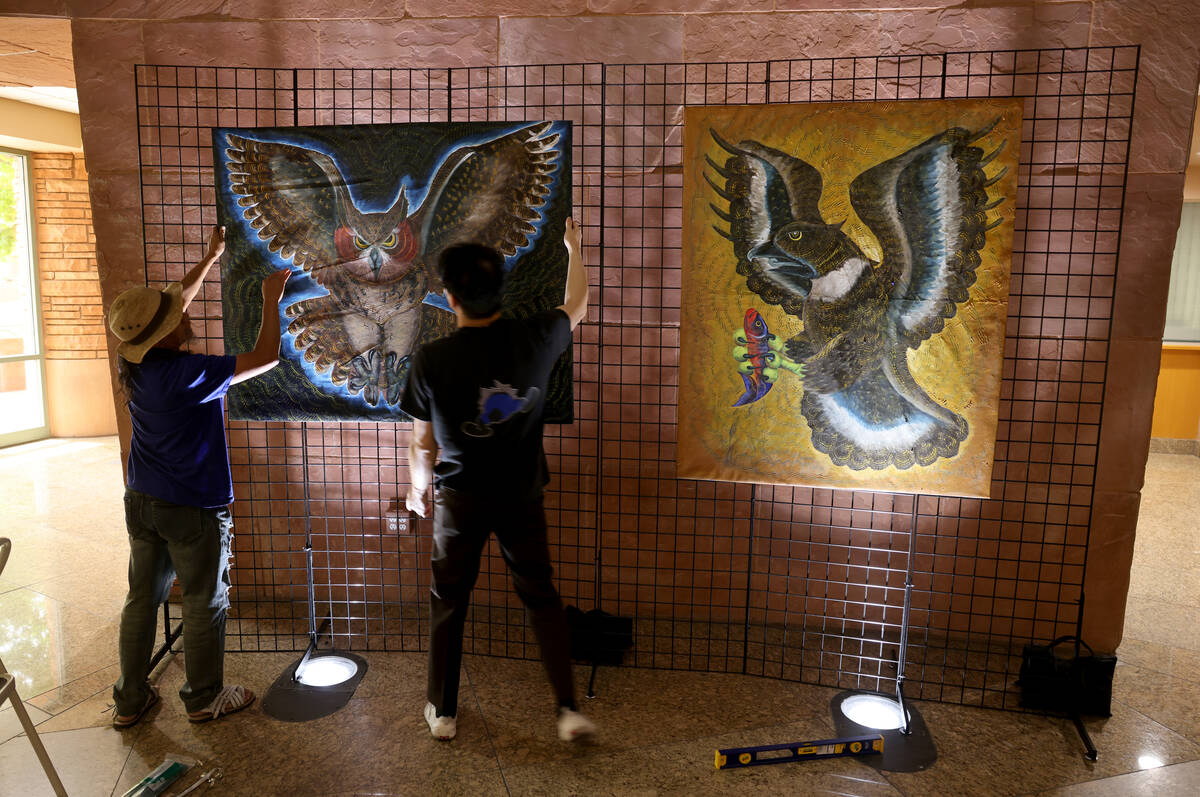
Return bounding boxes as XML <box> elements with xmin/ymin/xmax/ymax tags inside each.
<box><xmin>849</xmin><ymin>122</ymin><xmax>1007</xmax><ymax>348</ymax></box>
<box><xmin>705</xmin><ymin>130</ymin><xmax>825</xmax><ymax>316</ymax></box>
<box><xmin>223</xmin><ymin>134</ymin><xmax>349</xmax><ymax>286</ymax></box>
<box><xmin>408</xmin><ymin>122</ymin><xmax>561</xmax><ymax>265</ymax></box>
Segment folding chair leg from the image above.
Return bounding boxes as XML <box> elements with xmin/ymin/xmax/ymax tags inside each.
<box><xmin>3</xmin><ymin>676</ymin><xmax>68</xmax><ymax>796</ymax></box>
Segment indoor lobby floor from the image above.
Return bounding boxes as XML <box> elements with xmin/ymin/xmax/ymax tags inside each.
<box><xmin>1</xmin><ymin>437</ymin><xmax>1199</xmax><ymax>796</ymax></box>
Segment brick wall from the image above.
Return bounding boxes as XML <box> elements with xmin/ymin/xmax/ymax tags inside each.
<box><xmin>31</xmin><ymin>153</ymin><xmax>105</xmax><ymax>361</ymax></box>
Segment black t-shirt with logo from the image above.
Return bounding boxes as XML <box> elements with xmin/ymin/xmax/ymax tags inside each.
<box><xmin>400</xmin><ymin>309</ymin><xmax>572</xmax><ymax>502</ymax></box>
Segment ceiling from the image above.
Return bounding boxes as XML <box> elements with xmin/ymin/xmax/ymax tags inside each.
<box><xmin>0</xmin><ymin>84</ymin><xmax>77</xmax><ymax>112</ymax></box>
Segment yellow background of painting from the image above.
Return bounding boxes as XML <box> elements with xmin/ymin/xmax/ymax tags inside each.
<box><xmin>677</xmin><ymin>98</ymin><xmax>1023</xmax><ymax>498</ymax></box>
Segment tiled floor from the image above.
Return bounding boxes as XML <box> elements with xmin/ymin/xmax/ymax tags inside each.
<box><xmin>1</xmin><ymin>438</ymin><xmax>1198</xmax><ymax>796</ymax></box>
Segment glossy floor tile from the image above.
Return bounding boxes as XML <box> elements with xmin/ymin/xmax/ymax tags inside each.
<box><xmin>0</xmin><ymin>701</ymin><xmax>52</xmax><ymax>746</ymax></box>
<box><xmin>0</xmin><ymin>440</ymin><xmax>1197</xmax><ymax>796</ymax></box>
<box><xmin>1037</xmin><ymin>758</ymin><xmax>1200</xmax><ymax>795</ymax></box>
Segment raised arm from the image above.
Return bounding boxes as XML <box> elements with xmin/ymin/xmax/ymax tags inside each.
<box><xmin>406</xmin><ymin>419</ymin><xmax>438</xmax><ymax>518</ymax></box>
<box><xmin>231</xmin><ymin>268</ymin><xmax>291</xmax><ymax>385</ymax></box>
<box><xmin>181</xmin><ymin>226</ymin><xmax>226</xmax><ymax>312</ymax></box>
<box><xmin>557</xmin><ymin>217</ymin><xmax>588</xmax><ymax>330</ymax></box>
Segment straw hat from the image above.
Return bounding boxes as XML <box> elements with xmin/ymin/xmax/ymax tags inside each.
<box><xmin>108</xmin><ymin>282</ymin><xmax>184</xmax><ymax>363</ymax></box>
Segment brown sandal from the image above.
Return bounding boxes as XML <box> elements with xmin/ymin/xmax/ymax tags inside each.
<box><xmin>113</xmin><ymin>685</ymin><xmax>159</xmax><ymax>729</ymax></box>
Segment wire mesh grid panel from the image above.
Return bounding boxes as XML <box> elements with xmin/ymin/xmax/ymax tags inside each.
<box><xmin>134</xmin><ymin>64</ymin><xmax>606</xmax><ymax>657</ymax></box>
<box><xmin>587</xmin><ymin>48</ymin><xmax>1135</xmax><ymax>705</ymax></box>
<box><xmin>134</xmin><ymin>45</ymin><xmax>1136</xmax><ymax>710</ymax></box>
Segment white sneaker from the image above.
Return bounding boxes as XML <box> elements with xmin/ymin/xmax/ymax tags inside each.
<box><xmin>425</xmin><ymin>702</ymin><xmax>456</xmax><ymax>740</ymax></box>
<box><xmin>557</xmin><ymin>708</ymin><xmax>596</xmax><ymax>742</ymax></box>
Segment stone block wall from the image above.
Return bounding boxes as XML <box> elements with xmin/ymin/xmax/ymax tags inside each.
<box><xmin>31</xmin><ymin>153</ymin><xmax>105</xmax><ymax>360</ymax></box>
<box><xmin>30</xmin><ymin>152</ymin><xmax>116</xmax><ymax>436</ymax></box>
<box><xmin>21</xmin><ymin>0</ymin><xmax>1199</xmax><ymax>654</ymax></box>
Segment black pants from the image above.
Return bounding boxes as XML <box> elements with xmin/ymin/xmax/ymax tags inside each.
<box><xmin>427</xmin><ymin>488</ymin><xmax>575</xmax><ymax>717</ymax></box>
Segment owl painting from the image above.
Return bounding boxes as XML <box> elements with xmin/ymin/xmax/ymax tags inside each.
<box><xmin>214</xmin><ymin>121</ymin><xmax>574</xmax><ymax>422</ymax></box>
<box><xmin>678</xmin><ymin>100</ymin><xmax>1022</xmax><ymax>498</ymax></box>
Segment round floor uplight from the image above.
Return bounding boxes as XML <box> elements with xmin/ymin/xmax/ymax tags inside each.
<box><xmin>296</xmin><ymin>654</ymin><xmax>359</xmax><ymax>687</ymax></box>
<box><xmin>839</xmin><ymin>693</ymin><xmax>907</xmax><ymax>730</ymax></box>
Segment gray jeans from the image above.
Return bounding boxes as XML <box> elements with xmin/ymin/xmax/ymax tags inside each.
<box><xmin>114</xmin><ymin>488</ymin><xmax>232</xmax><ymax>714</ymax></box>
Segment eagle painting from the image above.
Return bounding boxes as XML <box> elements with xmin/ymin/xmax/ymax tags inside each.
<box><xmin>214</xmin><ymin>121</ymin><xmax>573</xmax><ymax>422</ymax></box>
<box><xmin>678</xmin><ymin>100</ymin><xmax>1021</xmax><ymax>497</ymax></box>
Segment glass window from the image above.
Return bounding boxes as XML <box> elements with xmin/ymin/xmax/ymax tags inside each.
<box><xmin>0</xmin><ymin>148</ymin><xmax>48</xmax><ymax>446</ymax></box>
<box><xmin>1166</xmin><ymin>202</ymin><xmax>1200</xmax><ymax>343</ymax></box>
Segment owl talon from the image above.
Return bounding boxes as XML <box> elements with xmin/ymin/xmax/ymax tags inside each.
<box><xmin>347</xmin><ymin>351</ymin><xmax>378</xmax><ymax>398</ymax></box>
<box><xmin>384</xmin><ymin>352</ymin><xmax>411</xmax><ymax>406</ymax></box>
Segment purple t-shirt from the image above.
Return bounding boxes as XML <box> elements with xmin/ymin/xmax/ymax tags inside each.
<box><xmin>126</xmin><ymin>349</ymin><xmax>237</xmax><ymax>508</ymax></box>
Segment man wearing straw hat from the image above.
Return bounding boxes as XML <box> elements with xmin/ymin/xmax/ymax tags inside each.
<box><xmin>107</xmin><ymin>226</ymin><xmax>290</xmax><ymax>728</ymax></box>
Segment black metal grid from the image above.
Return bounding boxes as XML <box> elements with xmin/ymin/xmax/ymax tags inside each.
<box><xmin>134</xmin><ymin>45</ymin><xmax>1137</xmax><ymax>711</ymax></box>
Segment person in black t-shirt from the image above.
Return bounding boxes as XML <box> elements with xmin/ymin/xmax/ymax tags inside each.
<box><xmin>401</xmin><ymin>219</ymin><xmax>594</xmax><ymax>742</ymax></box>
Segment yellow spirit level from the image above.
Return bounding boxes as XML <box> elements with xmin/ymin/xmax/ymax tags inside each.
<box><xmin>715</xmin><ymin>734</ymin><xmax>884</xmax><ymax>770</ymax></box>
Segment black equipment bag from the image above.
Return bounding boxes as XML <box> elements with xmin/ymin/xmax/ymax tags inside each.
<box><xmin>565</xmin><ymin>606</ymin><xmax>633</xmax><ymax>666</ymax></box>
<box><xmin>1017</xmin><ymin>635</ymin><xmax>1116</xmax><ymax>717</ymax></box>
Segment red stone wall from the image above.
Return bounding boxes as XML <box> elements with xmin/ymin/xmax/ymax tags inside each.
<box><xmin>30</xmin><ymin>0</ymin><xmax>1200</xmax><ymax>654</ymax></box>
<box><xmin>31</xmin><ymin>153</ymin><xmax>105</xmax><ymax>361</ymax></box>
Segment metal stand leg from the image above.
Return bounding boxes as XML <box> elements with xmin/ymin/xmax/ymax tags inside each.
<box><xmin>894</xmin><ymin>494</ymin><xmax>920</xmax><ymax>736</ymax></box>
<box><xmin>585</xmin><ymin>663</ymin><xmax>598</xmax><ymax>699</ymax></box>
<box><xmin>293</xmin><ymin>422</ymin><xmax>332</xmax><ymax>682</ymax></box>
<box><xmin>1072</xmin><ymin>714</ymin><xmax>1099</xmax><ymax>761</ymax></box>
<box><xmin>149</xmin><ymin>598</ymin><xmax>183</xmax><ymax>671</ymax></box>
<box><xmin>1068</xmin><ymin>594</ymin><xmax>1099</xmax><ymax>761</ymax></box>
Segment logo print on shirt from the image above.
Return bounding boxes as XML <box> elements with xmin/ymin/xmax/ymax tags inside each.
<box><xmin>462</xmin><ymin>381</ymin><xmax>541</xmax><ymax>438</ymax></box>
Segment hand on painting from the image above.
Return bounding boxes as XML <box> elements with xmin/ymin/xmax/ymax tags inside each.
<box><xmin>206</xmin><ymin>225</ymin><xmax>226</xmax><ymax>261</ymax></box>
<box><xmin>563</xmin><ymin>217</ymin><xmax>582</xmax><ymax>254</ymax></box>
<box><xmin>261</xmin><ymin>268</ymin><xmax>291</xmax><ymax>304</ymax></box>
<box><xmin>405</xmin><ymin>484</ymin><xmax>429</xmax><ymax>518</ymax></box>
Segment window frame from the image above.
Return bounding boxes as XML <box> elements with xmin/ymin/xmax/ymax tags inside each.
<box><xmin>0</xmin><ymin>145</ymin><xmax>50</xmax><ymax>448</ymax></box>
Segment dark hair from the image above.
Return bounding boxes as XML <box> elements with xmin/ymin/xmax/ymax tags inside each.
<box><xmin>438</xmin><ymin>243</ymin><xmax>505</xmax><ymax>319</ymax></box>
<box><xmin>116</xmin><ymin>356</ymin><xmax>138</xmax><ymax>404</ymax></box>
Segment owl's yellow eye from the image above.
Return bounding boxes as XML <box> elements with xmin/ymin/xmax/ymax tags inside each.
<box><xmin>353</xmin><ymin>233</ymin><xmax>368</xmax><ymax>250</ymax></box>
<box><xmin>381</xmin><ymin>233</ymin><xmax>398</xmax><ymax>249</ymax></box>
<box><xmin>788</xmin><ymin>230</ymin><xmax>802</xmax><ymax>241</ymax></box>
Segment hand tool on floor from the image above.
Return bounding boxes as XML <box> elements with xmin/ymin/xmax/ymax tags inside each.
<box><xmin>174</xmin><ymin>767</ymin><xmax>222</xmax><ymax>795</ymax></box>
<box><xmin>715</xmin><ymin>733</ymin><xmax>883</xmax><ymax>770</ymax></box>
<box><xmin>120</xmin><ymin>757</ymin><xmax>190</xmax><ymax>796</ymax></box>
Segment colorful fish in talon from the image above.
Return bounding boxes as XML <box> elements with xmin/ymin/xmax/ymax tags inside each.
<box><xmin>733</xmin><ymin>308</ymin><xmax>776</xmax><ymax>407</ymax></box>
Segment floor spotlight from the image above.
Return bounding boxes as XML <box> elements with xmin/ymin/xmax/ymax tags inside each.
<box><xmin>263</xmin><ymin>648</ymin><xmax>368</xmax><ymax>723</ymax></box>
<box><xmin>839</xmin><ymin>693</ymin><xmax>908</xmax><ymax>731</ymax></box>
<box><xmin>831</xmin><ymin>691</ymin><xmax>937</xmax><ymax>772</ymax></box>
<box><xmin>295</xmin><ymin>654</ymin><xmax>360</xmax><ymax>687</ymax></box>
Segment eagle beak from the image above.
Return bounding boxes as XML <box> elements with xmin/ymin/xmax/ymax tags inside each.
<box><xmin>748</xmin><ymin>241</ymin><xmax>817</xmax><ymax>278</ymax></box>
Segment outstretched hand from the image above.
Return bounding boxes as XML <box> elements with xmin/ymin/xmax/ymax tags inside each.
<box><xmin>206</xmin><ymin>225</ymin><xmax>226</xmax><ymax>261</ymax></box>
<box><xmin>563</xmin><ymin>217</ymin><xmax>582</xmax><ymax>253</ymax></box>
<box><xmin>405</xmin><ymin>485</ymin><xmax>429</xmax><ymax>518</ymax></box>
<box><xmin>261</xmin><ymin>268</ymin><xmax>291</xmax><ymax>304</ymax></box>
